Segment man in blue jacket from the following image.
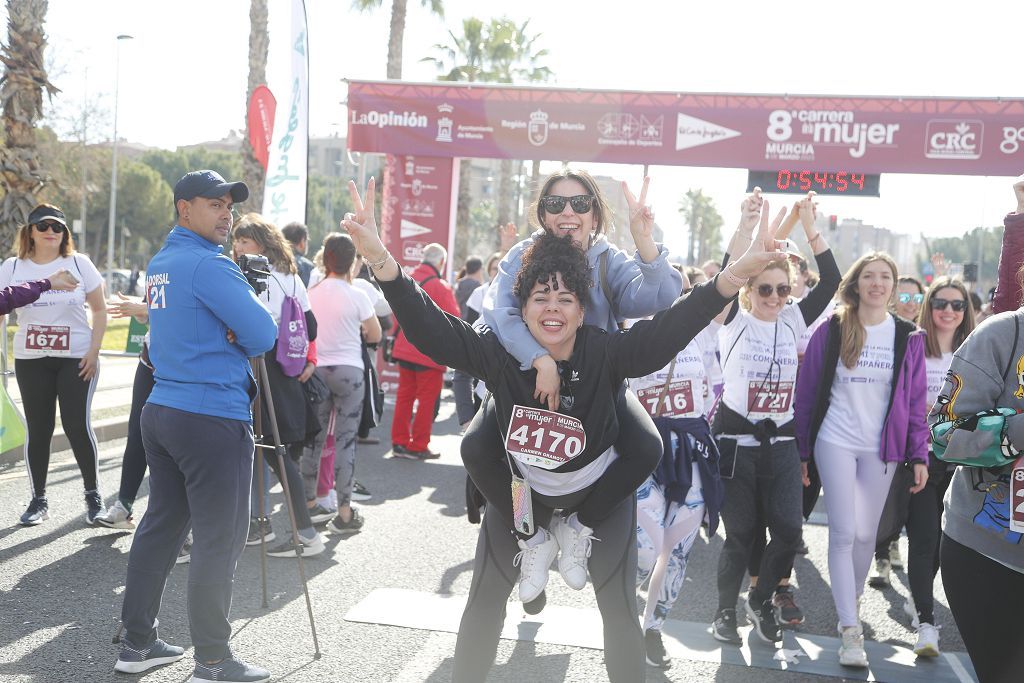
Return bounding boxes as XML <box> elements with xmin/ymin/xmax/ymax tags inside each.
<box><xmin>113</xmin><ymin>171</ymin><xmax>278</xmax><ymax>683</ymax></box>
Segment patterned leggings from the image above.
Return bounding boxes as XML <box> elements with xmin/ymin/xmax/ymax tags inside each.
<box><xmin>636</xmin><ymin>463</ymin><xmax>705</xmax><ymax>632</ymax></box>
<box><xmin>300</xmin><ymin>365</ymin><xmax>364</xmax><ymax>507</ymax></box>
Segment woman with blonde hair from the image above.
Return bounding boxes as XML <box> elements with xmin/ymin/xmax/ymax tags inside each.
<box><xmin>0</xmin><ymin>204</ymin><xmax>108</xmax><ymax>526</ymax></box>
<box><xmin>795</xmin><ymin>252</ymin><xmax>929</xmax><ymax>668</ymax></box>
<box><xmin>710</xmin><ymin>190</ymin><xmax>840</xmax><ymax>645</ymax></box>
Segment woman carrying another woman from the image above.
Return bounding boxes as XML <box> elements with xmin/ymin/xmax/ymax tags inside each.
<box><xmin>465</xmin><ymin>169</ymin><xmax>682</xmax><ymax>597</ymax></box>
<box><xmin>232</xmin><ymin>214</ymin><xmax>324</xmax><ymax>558</ymax></box>
<box><xmin>795</xmin><ymin>252</ymin><xmax>929</xmax><ymax>668</ymax></box>
<box><xmin>344</xmin><ymin>176</ymin><xmax>787</xmax><ymax>683</ymax></box>
<box><xmin>0</xmin><ymin>204</ymin><xmax>108</xmax><ymax>526</ymax></box>
<box><xmin>711</xmin><ymin>191</ymin><xmax>840</xmax><ymax>645</ymax></box>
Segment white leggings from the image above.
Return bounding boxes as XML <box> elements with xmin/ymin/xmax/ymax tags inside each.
<box><xmin>815</xmin><ymin>437</ymin><xmax>896</xmax><ymax>627</ymax></box>
<box><xmin>636</xmin><ymin>464</ymin><xmax>705</xmax><ymax>631</ymax></box>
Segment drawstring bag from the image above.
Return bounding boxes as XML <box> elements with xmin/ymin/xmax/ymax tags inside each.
<box><xmin>274</xmin><ymin>274</ymin><xmax>309</xmax><ymax>376</ymax></box>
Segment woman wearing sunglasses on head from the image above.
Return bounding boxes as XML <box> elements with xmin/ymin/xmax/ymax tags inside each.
<box><xmin>343</xmin><ymin>177</ymin><xmax>787</xmax><ymax>682</ymax></box>
<box><xmin>794</xmin><ymin>253</ymin><xmax>929</xmax><ymax>668</ymax></box>
<box><xmin>710</xmin><ymin>190</ymin><xmax>840</xmax><ymax>646</ymax></box>
<box><xmin>465</xmin><ymin>168</ymin><xmax>683</xmax><ymax>596</ymax></box>
<box><xmin>0</xmin><ymin>204</ymin><xmax>108</xmax><ymax>526</ymax></box>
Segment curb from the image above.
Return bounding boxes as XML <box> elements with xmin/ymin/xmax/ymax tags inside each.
<box><xmin>0</xmin><ymin>415</ymin><xmax>130</xmax><ymax>468</ymax></box>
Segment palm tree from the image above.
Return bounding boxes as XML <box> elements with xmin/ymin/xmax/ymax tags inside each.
<box><xmin>352</xmin><ymin>0</ymin><xmax>444</xmax><ymax>79</ymax></box>
<box><xmin>241</xmin><ymin>0</ymin><xmax>269</xmax><ymax>212</ymax></box>
<box><xmin>423</xmin><ymin>17</ymin><xmax>552</xmax><ymax>238</ymax></box>
<box><xmin>484</xmin><ymin>18</ymin><xmax>550</xmax><ymax>226</ymax></box>
<box><xmin>0</xmin><ymin>0</ymin><xmax>58</xmax><ymax>252</ymax></box>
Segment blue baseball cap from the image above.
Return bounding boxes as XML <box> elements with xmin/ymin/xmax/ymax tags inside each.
<box><xmin>173</xmin><ymin>170</ymin><xmax>249</xmax><ymax>205</ymax></box>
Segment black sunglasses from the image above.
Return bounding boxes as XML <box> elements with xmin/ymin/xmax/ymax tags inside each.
<box><xmin>756</xmin><ymin>284</ymin><xmax>792</xmax><ymax>298</ymax></box>
<box><xmin>541</xmin><ymin>194</ymin><xmax>595</xmax><ymax>214</ymax></box>
<box><xmin>930</xmin><ymin>297</ymin><xmax>967</xmax><ymax>312</ymax></box>
<box><xmin>33</xmin><ymin>220</ymin><xmax>66</xmax><ymax>233</ymax></box>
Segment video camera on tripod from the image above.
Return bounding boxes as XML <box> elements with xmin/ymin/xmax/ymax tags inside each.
<box><xmin>238</xmin><ymin>253</ymin><xmax>271</xmax><ymax>294</ymax></box>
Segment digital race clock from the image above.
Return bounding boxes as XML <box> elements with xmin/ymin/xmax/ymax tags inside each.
<box><xmin>746</xmin><ymin>170</ymin><xmax>881</xmax><ymax>197</ymax></box>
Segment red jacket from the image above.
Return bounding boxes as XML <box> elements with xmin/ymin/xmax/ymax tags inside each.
<box><xmin>392</xmin><ymin>262</ymin><xmax>460</xmax><ymax>371</ymax></box>
<box><xmin>993</xmin><ymin>211</ymin><xmax>1024</xmax><ymax>314</ymax></box>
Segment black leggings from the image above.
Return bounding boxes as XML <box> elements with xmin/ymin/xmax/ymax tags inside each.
<box><xmin>453</xmin><ymin>494</ymin><xmax>643</xmax><ymax>682</ymax></box>
<box><xmin>460</xmin><ymin>390</ymin><xmax>661</xmax><ymax>532</ymax></box>
<box><xmin>16</xmin><ymin>356</ymin><xmax>99</xmax><ymax>497</ymax></box>
<box><xmin>117</xmin><ymin>361</ymin><xmax>155</xmax><ymax>507</ymax></box>
<box><xmin>941</xmin><ymin>534</ymin><xmax>1024</xmax><ymax>683</ymax></box>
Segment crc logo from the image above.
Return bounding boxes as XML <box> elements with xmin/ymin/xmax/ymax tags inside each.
<box><xmin>1002</xmin><ymin>126</ymin><xmax>1024</xmax><ymax>154</ymax></box>
<box><xmin>925</xmin><ymin>120</ymin><xmax>983</xmax><ymax>160</ymax></box>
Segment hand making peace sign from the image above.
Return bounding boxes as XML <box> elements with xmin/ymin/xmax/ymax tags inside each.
<box><xmin>343</xmin><ymin>177</ymin><xmax>400</xmax><ymax>281</ymax></box>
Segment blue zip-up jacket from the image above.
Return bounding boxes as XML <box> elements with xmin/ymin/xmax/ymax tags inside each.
<box><xmin>145</xmin><ymin>226</ymin><xmax>278</xmax><ymax>422</ymax></box>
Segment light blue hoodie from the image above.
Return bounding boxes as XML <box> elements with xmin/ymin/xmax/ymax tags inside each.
<box><xmin>481</xmin><ymin>231</ymin><xmax>683</xmax><ymax>370</ymax></box>
<box><xmin>145</xmin><ymin>226</ymin><xmax>277</xmax><ymax>422</ymax></box>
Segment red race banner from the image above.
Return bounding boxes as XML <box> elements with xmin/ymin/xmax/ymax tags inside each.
<box><xmin>347</xmin><ymin>80</ymin><xmax>1024</xmax><ymax>176</ymax></box>
<box><xmin>377</xmin><ymin>153</ymin><xmax>458</xmax><ymax>394</ymax></box>
<box><xmin>247</xmin><ymin>84</ymin><xmax>277</xmax><ymax>172</ymax></box>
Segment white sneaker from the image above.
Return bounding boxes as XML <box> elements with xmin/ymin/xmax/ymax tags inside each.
<box><xmin>914</xmin><ymin>622</ymin><xmax>941</xmax><ymax>657</ymax></box>
<box><xmin>551</xmin><ymin>514</ymin><xmax>596</xmax><ymax>590</ymax></box>
<box><xmin>838</xmin><ymin>624</ymin><xmax>868</xmax><ymax>668</ymax></box>
<box><xmin>513</xmin><ymin>529</ymin><xmax>558</xmax><ymax>603</ymax></box>
<box><xmin>95</xmin><ymin>500</ymin><xmax>135</xmax><ymax>530</ymax></box>
<box><xmin>903</xmin><ymin>597</ymin><xmax>919</xmax><ymax>628</ymax></box>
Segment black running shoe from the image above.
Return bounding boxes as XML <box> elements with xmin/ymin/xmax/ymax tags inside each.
<box><xmin>85</xmin><ymin>490</ymin><xmax>105</xmax><ymax>525</ymax></box>
<box><xmin>190</xmin><ymin>656</ymin><xmax>270</xmax><ymax>683</ymax></box>
<box><xmin>327</xmin><ymin>508</ymin><xmax>364</xmax><ymax>535</ymax></box>
<box><xmin>711</xmin><ymin>608</ymin><xmax>742</xmax><ymax>644</ymax></box>
<box><xmin>745</xmin><ymin>597</ymin><xmax>782</xmax><ymax>643</ymax></box>
<box><xmin>645</xmin><ymin>629</ymin><xmax>672</xmax><ymax>669</ymax></box>
<box><xmin>245</xmin><ymin>517</ymin><xmax>275</xmax><ymax>546</ymax></box>
<box><xmin>351</xmin><ymin>480</ymin><xmax>371</xmax><ymax>501</ymax></box>
<box><xmin>20</xmin><ymin>496</ymin><xmax>49</xmax><ymax>526</ymax></box>
<box><xmin>773</xmin><ymin>585</ymin><xmax>804</xmax><ymax>625</ymax></box>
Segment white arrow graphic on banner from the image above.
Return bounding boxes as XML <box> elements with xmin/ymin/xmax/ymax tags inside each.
<box><xmin>401</xmin><ymin>219</ymin><xmax>433</xmax><ymax>239</ymax></box>
<box><xmin>675</xmin><ymin>113</ymin><xmax>741</xmax><ymax>151</ymax></box>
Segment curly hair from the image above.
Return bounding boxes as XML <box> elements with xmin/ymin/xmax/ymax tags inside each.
<box><xmin>513</xmin><ymin>232</ymin><xmax>592</xmax><ymax>309</ymax></box>
<box><xmin>232</xmin><ymin>213</ymin><xmax>297</xmax><ymax>274</ymax></box>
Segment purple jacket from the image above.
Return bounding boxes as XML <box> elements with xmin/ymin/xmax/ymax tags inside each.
<box><xmin>0</xmin><ymin>278</ymin><xmax>50</xmax><ymax>315</ymax></box>
<box><xmin>794</xmin><ymin>314</ymin><xmax>929</xmax><ymax>465</ymax></box>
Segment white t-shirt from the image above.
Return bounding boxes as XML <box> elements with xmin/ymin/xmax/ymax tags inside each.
<box><xmin>925</xmin><ymin>351</ymin><xmax>954</xmax><ymax>411</ymax></box>
<box><xmin>307</xmin><ymin>277</ymin><xmax>373</xmax><ymax>369</ymax></box>
<box><xmin>262</xmin><ymin>266</ymin><xmax>311</xmax><ymax>323</ymax></box>
<box><xmin>631</xmin><ymin>322</ymin><xmax>719</xmax><ymax>419</ymax></box>
<box><xmin>352</xmin><ymin>277</ymin><xmax>392</xmax><ymax>317</ymax></box>
<box><xmin>0</xmin><ymin>254</ymin><xmax>103</xmax><ymax>359</ymax></box>
<box><xmin>307</xmin><ymin>267</ymin><xmax>324</xmax><ymax>288</ymax></box>
<box><xmin>467</xmin><ymin>282</ymin><xmax>487</xmax><ymax>315</ymax></box>
<box><xmin>719</xmin><ymin>305</ymin><xmax>806</xmax><ymax>447</ymax></box>
<box><xmin>798</xmin><ymin>298</ymin><xmax>836</xmax><ymax>356</ymax></box>
<box><xmin>818</xmin><ymin>315</ymin><xmax>896</xmax><ymax>450</ymax></box>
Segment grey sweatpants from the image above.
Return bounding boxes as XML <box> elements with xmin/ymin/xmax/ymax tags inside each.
<box><xmin>301</xmin><ymin>364</ymin><xmax>364</xmax><ymax>507</ymax></box>
<box><xmin>120</xmin><ymin>404</ymin><xmax>254</xmax><ymax>662</ymax></box>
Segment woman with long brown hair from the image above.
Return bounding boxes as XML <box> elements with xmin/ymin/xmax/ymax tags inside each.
<box><xmin>795</xmin><ymin>252</ymin><xmax>929</xmax><ymax>668</ymax></box>
<box><xmin>232</xmin><ymin>214</ymin><xmax>324</xmax><ymax>558</ymax></box>
<box><xmin>0</xmin><ymin>204</ymin><xmax>108</xmax><ymax>526</ymax></box>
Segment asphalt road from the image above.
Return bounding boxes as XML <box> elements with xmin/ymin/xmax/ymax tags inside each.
<box><xmin>0</xmin><ymin>396</ymin><xmax>970</xmax><ymax>683</ymax></box>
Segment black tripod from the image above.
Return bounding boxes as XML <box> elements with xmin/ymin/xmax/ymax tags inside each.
<box><xmin>251</xmin><ymin>353</ymin><xmax>321</xmax><ymax>660</ymax></box>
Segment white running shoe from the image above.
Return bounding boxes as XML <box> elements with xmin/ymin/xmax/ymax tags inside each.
<box><xmin>551</xmin><ymin>514</ymin><xmax>596</xmax><ymax>590</ymax></box>
<box><xmin>95</xmin><ymin>500</ymin><xmax>135</xmax><ymax>530</ymax></box>
<box><xmin>513</xmin><ymin>529</ymin><xmax>558</xmax><ymax>603</ymax></box>
<box><xmin>838</xmin><ymin>624</ymin><xmax>868</xmax><ymax>668</ymax></box>
<box><xmin>913</xmin><ymin>622</ymin><xmax>940</xmax><ymax>657</ymax></box>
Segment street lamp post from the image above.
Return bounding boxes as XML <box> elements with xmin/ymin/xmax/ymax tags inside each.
<box><xmin>106</xmin><ymin>34</ymin><xmax>133</xmax><ymax>285</ymax></box>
